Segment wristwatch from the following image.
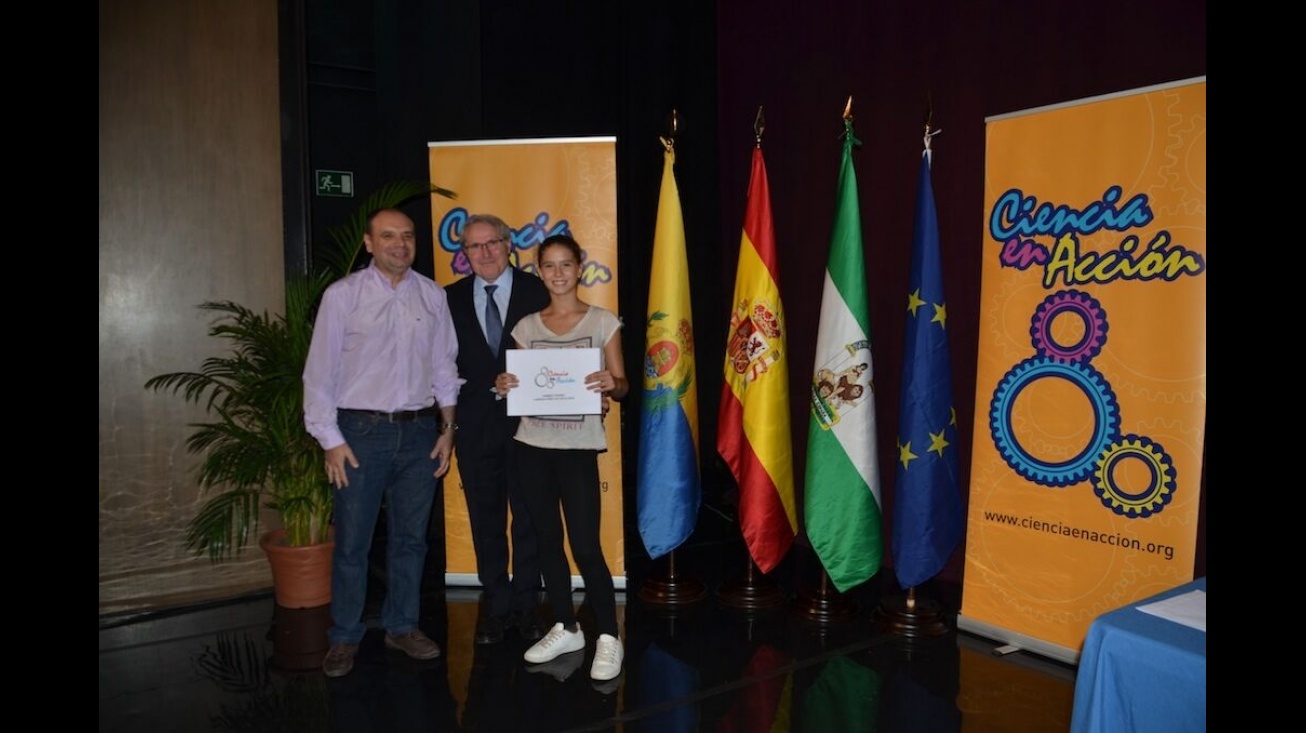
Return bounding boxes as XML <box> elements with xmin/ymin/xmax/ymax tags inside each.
<box><xmin>438</xmin><ymin>422</ymin><xmax>459</xmax><ymax>434</ymax></box>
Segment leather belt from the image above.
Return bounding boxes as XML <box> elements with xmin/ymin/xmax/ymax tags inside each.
<box><xmin>338</xmin><ymin>406</ymin><xmax>439</xmax><ymax>423</ymax></box>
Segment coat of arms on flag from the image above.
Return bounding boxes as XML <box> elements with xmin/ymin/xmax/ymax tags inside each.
<box><xmin>643</xmin><ymin>313</ymin><xmax>694</xmax><ymax>398</ymax></box>
<box><xmin>811</xmin><ymin>341</ymin><xmax>873</xmax><ymax>431</ymax></box>
<box><xmin>725</xmin><ymin>299</ymin><xmax>783</xmax><ymax>382</ymax></box>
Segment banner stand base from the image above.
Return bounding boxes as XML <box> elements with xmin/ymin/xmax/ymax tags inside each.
<box><xmin>957</xmin><ymin>614</ymin><xmax>1080</xmax><ymax>665</ymax></box>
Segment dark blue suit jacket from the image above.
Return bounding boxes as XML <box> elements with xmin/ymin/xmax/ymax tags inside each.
<box><xmin>446</xmin><ymin>268</ymin><xmax>551</xmax><ymax>459</ymax></box>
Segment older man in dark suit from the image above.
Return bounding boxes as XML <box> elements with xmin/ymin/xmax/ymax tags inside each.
<box><xmin>445</xmin><ymin>213</ymin><xmax>551</xmax><ymax>644</ymax></box>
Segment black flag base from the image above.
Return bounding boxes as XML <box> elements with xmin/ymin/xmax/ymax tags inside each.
<box><xmin>873</xmin><ymin>588</ymin><xmax>951</xmax><ymax>638</ymax></box>
<box><xmin>793</xmin><ymin>570</ymin><xmax>857</xmax><ymax>625</ymax></box>
<box><xmin>717</xmin><ymin>559</ymin><xmax>787</xmax><ymax>612</ymax></box>
<box><xmin>636</xmin><ymin>549</ymin><xmax>707</xmax><ymax>611</ymax></box>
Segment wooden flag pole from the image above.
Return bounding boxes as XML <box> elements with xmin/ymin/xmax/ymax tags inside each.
<box><xmin>873</xmin><ymin>583</ymin><xmax>950</xmax><ymax>637</ymax></box>
<box><xmin>794</xmin><ymin>566</ymin><xmax>856</xmax><ymax>625</ymax></box>
<box><xmin>637</xmin><ymin>548</ymin><xmax>707</xmax><ymax>610</ymax></box>
<box><xmin>718</xmin><ymin>555</ymin><xmax>787</xmax><ymax>611</ymax></box>
<box><xmin>871</xmin><ymin>107</ymin><xmax>952</xmax><ymax>640</ymax></box>
<box><xmin>634</xmin><ymin>110</ymin><xmax>706</xmax><ymax>614</ymax></box>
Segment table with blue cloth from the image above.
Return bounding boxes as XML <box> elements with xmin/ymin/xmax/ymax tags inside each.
<box><xmin>1071</xmin><ymin>577</ymin><xmax>1206</xmax><ymax>733</ymax></box>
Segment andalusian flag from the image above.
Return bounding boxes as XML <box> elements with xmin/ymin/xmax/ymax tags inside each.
<box><xmin>892</xmin><ymin>148</ymin><xmax>963</xmax><ymax>589</ymax></box>
<box><xmin>801</xmin><ymin>657</ymin><xmax>880</xmax><ymax>733</ymax></box>
<box><xmin>804</xmin><ymin>117</ymin><xmax>884</xmax><ymax>592</ymax></box>
<box><xmin>717</xmin><ymin>145</ymin><xmax>798</xmax><ymax>574</ymax></box>
<box><xmin>637</xmin><ymin>143</ymin><xmax>701</xmax><ymax>559</ymax></box>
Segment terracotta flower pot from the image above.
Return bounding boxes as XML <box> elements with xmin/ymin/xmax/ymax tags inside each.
<box><xmin>259</xmin><ymin>529</ymin><xmax>334</xmax><ymax>609</ymax></box>
<box><xmin>270</xmin><ymin>603</ymin><xmax>332</xmax><ymax>671</ymax></box>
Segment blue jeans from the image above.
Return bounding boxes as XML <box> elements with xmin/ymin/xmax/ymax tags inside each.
<box><xmin>328</xmin><ymin>410</ymin><xmax>440</xmax><ymax>645</ymax></box>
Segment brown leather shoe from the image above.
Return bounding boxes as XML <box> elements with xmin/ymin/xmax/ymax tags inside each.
<box><xmin>322</xmin><ymin>643</ymin><xmax>359</xmax><ymax>678</ymax></box>
<box><xmin>384</xmin><ymin>630</ymin><xmax>441</xmax><ymax>660</ymax></box>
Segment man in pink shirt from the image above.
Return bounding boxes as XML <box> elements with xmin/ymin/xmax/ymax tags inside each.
<box><xmin>304</xmin><ymin>208</ymin><xmax>463</xmax><ymax>678</ymax></box>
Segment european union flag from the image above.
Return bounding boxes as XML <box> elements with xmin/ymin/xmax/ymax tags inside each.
<box><xmin>891</xmin><ymin>150</ymin><xmax>964</xmax><ymax>589</ymax></box>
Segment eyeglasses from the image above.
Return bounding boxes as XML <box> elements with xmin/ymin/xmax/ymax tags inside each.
<box><xmin>464</xmin><ymin>237</ymin><xmax>507</xmax><ymax>254</ymax></box>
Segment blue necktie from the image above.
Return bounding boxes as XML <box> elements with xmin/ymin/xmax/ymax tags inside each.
<box><xmin>484</xmin><ymin>284</ymin><xmax>503</xmax><ymax>353</ymax></box>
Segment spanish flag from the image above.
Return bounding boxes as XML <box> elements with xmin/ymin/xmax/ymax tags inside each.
<box><xmin>717</xmin><ymin>144</ymin><xmax>798</xmax><ymax>574</ymax></box>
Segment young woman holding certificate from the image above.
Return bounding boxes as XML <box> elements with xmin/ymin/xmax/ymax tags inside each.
<box><xmin>493</xmin><ymin>234</ymin><xmax>629</xmax><ymax>683</ymax></box>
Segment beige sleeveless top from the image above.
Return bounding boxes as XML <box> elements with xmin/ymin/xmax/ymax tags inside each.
<box><xmin>510</xmin><ymin>306</ymin><xmax>622</xmax><ymax>451</ymax></box>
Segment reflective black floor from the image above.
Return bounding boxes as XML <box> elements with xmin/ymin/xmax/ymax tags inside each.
<box><xmin>100</xmin><ymin>520</ymin><xmax>1078</xmax><ymax>732</ymax></box>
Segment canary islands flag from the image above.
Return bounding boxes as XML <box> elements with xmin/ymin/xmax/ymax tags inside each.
<box><xmin>637</xmin><ymin>142</ymin><xmax>701</xmax><ymax>559</ymax></box>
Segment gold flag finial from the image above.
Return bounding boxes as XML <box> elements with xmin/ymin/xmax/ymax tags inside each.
<box><xmin>840</xmin><ymin>96</ymin><xmax>860</xmax><ymax>146</ymax></box>
<box><xmin>661</xmin><ymin>109</ymin><xmax>679</xmax><ymax>152</ymax></box>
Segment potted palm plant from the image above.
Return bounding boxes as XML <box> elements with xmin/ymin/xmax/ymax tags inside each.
<box><xmin>146</xmin><ymin>182</ymin><xmax>456</xmax><ymax>608</ymax></box>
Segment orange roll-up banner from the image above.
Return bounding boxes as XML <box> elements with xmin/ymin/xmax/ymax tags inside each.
<box><xmin>428</xmin><ymin>137</ymin><xmax>624</xmax><ymax>586</ymax></box>
<box><xmin>957</xmin><ymin>79</ymin><xmax>1206</xmax><ymax>663</ymax></box>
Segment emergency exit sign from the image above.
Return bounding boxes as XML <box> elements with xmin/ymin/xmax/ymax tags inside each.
<box><xmin>315</xmin><ymin>170</ymin><xmax>354</xmax><ymax>197</ymax></box>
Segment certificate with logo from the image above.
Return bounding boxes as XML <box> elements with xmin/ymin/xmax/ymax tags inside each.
<box><xmin>505</xmin><ymin>347</ymin><xmax>602</xmax><ymax>416</ymax></box>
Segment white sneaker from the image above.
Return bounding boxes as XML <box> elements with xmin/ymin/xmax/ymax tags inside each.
<box><xmin>524</xmin><ymin>623</ymin><xmax>585</xmax><ymax>664</ymax></box>
<box><xmin>524</xmin><ymin>647</ymin><xmax>584</xmax><ymax>681</ymax></box>
<box><xmin>590</xmin><ymin>634</ymin><xmax>623</xmax><ymax>681</ymax></box>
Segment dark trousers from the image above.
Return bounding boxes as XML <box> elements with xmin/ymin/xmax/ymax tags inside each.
<box><xmin>516</xmin><ymin>442</ymin><xmax>618</xmax><ymax>637</ymax></box>
<box><xmin>460</xmin><ymin>438</ymin><xmax>542</xmax><ymax>618</ymax></box>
